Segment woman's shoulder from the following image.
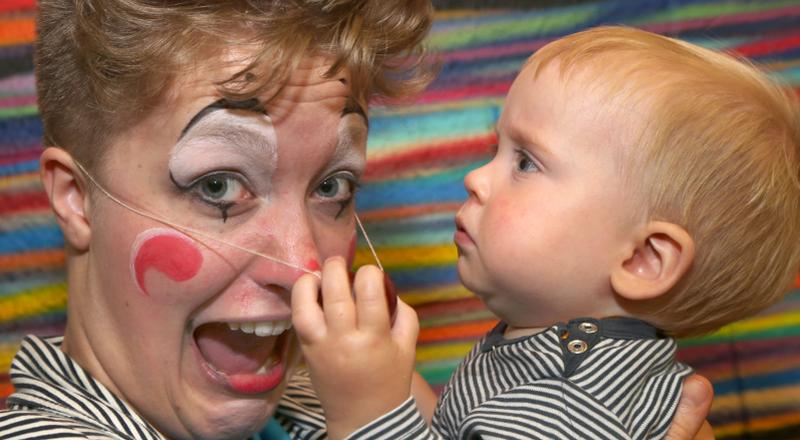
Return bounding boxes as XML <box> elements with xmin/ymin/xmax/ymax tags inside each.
<box><xmin>0</xmin><ymin>407</ymin><xmax>114</xmax><ymax>440</ymax></box>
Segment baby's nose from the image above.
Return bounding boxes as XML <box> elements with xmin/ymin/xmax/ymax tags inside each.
<box><xmin>464</xmin><ymin>164</ymin><xmax>490</xmax><ymax>202</ymax></box>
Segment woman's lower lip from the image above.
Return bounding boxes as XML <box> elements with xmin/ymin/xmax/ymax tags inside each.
<box><xmin>226</xmin><ymin>363</ymin><xmax>285</xmax><ymax>394</ymax></box>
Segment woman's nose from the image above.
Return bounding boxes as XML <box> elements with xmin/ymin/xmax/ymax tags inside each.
<box><xmin>245</xmin><ymin>205</ymin><xmax>320</xmax><ymax>290</ymax></box>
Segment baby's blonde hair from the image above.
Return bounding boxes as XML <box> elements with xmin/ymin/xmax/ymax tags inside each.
<box><xmin>528</xmin><ymin>26</ymin><xmax>800</xmax><ymax>337</ymax></box>
<box><xmin>35</xmin><ymin>0</ymin><xmax>434</xmax><ymax>172</ymax></box>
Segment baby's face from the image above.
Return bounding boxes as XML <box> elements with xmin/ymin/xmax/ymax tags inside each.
<box><xmin>76</xmin><ymin>53</ymin><xmax>366</xmax><ymax>439</ymax></box>
<box><xmin>454</xmin><ymin>61</ymin><xmax>641</xmax><ymax>329</ymax></box>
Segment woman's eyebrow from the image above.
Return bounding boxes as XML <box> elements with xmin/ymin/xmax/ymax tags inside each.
<box><xmin>179</xmin><ymin>98</ymin><xmax>267</xmax><ymax>139</ymax></box>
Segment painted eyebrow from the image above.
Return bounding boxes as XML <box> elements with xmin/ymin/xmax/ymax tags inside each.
<box><xmin>180</xmin><ymin>98</ymin><xmax>267</xmax><ymax>139</ymax></box>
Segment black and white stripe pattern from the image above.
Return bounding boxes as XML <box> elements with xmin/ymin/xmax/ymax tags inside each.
<box><xmin>279</xmin><ymin>318</ymin><xmax>692</xmax><ymax>440</ymax></box>
<box><xmin>442</xmin><ymin>318</ymin><xmax>691</xmax><ymax>439</ymax></box>
<box><xmin>0</xmin><ymin>335</ymin><xmax>166</xmax><ymax>440</ymax></box>
<box><xmin>274</xmin><ymin>369</ymin><xmax>328</xmax><ymax>440</ymax></box>
<box><xmin>431</xmin><ymin>318</ymin><xmax>692</xmax><ymax>439</ymax></box>
<box><xmin>0</xmin><ymin>335</ymin><xmax>350</xmax><ymax>440</ymax></box>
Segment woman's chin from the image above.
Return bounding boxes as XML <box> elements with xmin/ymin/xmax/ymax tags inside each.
<box><xmin>165</xmin><ymin>385</ymin><xmax>284</xmax><ymax>440</ymax></box>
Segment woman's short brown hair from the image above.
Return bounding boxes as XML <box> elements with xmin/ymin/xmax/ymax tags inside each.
<box><xmin>35</xmin><ymin>0</ymin><xmax>434</xmax><ymax>171</ymax></box>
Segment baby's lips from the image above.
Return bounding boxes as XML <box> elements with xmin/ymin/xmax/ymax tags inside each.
<box><xmin>317</xmin><ymin>271</ymin><xmax>398</xmax><ymax>323</ymax></box>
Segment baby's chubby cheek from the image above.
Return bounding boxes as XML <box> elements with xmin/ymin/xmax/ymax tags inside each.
<box><xmin>485</xmin><ymin>198</ymin><xmax>518</xmax><ymax>234</ymax></box>
<box><xmin>130</xmin><ymin>228</ymin><xmax>207</xmax><ymax>303</ymax></box>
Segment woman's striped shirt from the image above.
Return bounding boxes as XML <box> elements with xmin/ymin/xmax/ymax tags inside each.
<box><xmin>0</xmin><ymin>335</ymin><xmax>166</xmax><ymax>440</ymax></box>
<box><xmin>0</xmin><ymin>335</ymin><xmax>310</xmax><ymax>440</ymax></box>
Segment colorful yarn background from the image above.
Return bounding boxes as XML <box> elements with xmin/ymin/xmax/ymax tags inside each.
<box><xmin>1</xmin><ymin>1</ymin><xmax>799</xmax><ymax>438</ymax></box>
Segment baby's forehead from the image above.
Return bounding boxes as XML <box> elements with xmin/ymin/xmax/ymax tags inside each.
<box><xmin>528</xmin><ymin>61</ymin><xmax>648</xmax><ymax>138</ymax></box>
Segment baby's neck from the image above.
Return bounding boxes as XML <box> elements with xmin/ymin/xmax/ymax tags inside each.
<box><xmin>503</xmin><ymin>324</ymin><xmax>548</xmax><ymax>340</ymax></box>
<box><xmin>502</xmin><ymin>313</ymin><xmax>646</xmax><ymax>340</ymax></box>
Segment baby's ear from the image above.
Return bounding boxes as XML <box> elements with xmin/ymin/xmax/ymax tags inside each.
<box><xmin>611</xmin><ymin>221</ymin><xmax>694</xmax><ymax>301</ymax></box>
<box><xmin>40</xmin><ymin>147</ymin><xmax>92</xmax><ymax>251</ymax></box>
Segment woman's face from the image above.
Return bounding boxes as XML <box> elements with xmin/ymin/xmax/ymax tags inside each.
<box><xmin>76</xmin><ymin>54</ymin><xmax>367</xmax><ymax>439</ymax></box>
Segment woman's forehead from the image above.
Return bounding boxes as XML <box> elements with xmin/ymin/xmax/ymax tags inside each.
<box><xmin>165</xmin><ymin>53</ymin><xmax>363</xmax><ymax>135</ymax></box>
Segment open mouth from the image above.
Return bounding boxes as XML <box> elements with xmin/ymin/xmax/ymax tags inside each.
<box><xmin>193</xmin><ymin>320</ymin><xmax>292</xmax><ymax>394</ymax></box>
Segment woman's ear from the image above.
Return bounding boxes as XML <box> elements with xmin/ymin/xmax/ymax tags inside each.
<box><xmin>40</xmin><ymin>147</ymin><xmax>92</xmax><ymax>251</ymax></box>
<box><xmin>611</xmin><ymin>221</ymin><xmax>695</xmax><ymax>301</ymax></box>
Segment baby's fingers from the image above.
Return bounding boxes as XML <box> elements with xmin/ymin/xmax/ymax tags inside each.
<box><xmin>291</xmin><ymin>273</ymin><xmax>326</xmax><ymax>342</ymax></box>
<box><xmin>392</xmin><ymin>299</ymin><xmax>420</xmax><ymax>349</ymax></box>
<box><xmin>320</xmin><ymin>257</ymin><xmax>357</xmax><ymax>333</ymax></box>
<box><xmin>352</xmin><ymin>265</ymin><xmax>393</xmax><ymax>332</ymax></box>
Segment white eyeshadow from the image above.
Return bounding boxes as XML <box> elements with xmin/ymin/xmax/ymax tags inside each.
<box><xmin>168</xmin><ymin>110</ymin><xmax>279</xmax><ymax>196</ymax></box>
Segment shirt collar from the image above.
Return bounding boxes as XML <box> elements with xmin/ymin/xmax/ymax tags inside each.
<box><xmin>8</xmin><ymin>335</ymin><xmax>165</xmax><ymax>440</ymax></box>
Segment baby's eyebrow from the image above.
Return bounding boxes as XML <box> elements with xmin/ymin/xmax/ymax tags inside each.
<box><xmin>342</xmin><ymin>99</ymin><xmax>368</xmax><ymax>128</ymax></box>
<box><xmin>179</xmin><ymin>98</ymin><xmax>266</xmax><ymax>139</ymax></box>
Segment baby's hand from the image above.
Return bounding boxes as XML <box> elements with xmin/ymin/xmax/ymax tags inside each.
<box><xmin>292</xmin><ymin>257</ymin><xmax>420</xmax><ymax>440</ymax></box>
<box><xmin>320</xmin><ymin>269</ymin><xmax>398</xmax><ymax>324</ymax></box>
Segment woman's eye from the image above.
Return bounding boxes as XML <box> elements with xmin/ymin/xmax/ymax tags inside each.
<box><xmin>174</xmin><ymin>171</ymin><xmax>254</xmax><ymax>222</ymax></box>
<box><xmin>194</xmin><ymin>173</ymin><xmax>249</xmax><ymax>204</ymax></box>
<box><xmin>317</xmin><ymin>177</ymin><xmax>344</xmax><ymax>198</ymax></box>
<box><xmin>315</xmin><ymin>174</ymin><xmax>357</xmax><ymax>201</ymax></box>
<box><xmin>200</xmin><ymin>176</ymin><xmax>230</xmax><ymax>200</ymax></box>
<box><xmin>514</xmin><ymin>150</ymin><xmax>540</xmax><ymax>173</ymax></box>
<box><xmin>313</xmin><ymin>173</ymin><xmax>359</xmax><ymax>218</ymax></box>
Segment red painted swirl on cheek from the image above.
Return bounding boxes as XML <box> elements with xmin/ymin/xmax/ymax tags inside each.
<box><xmin>133</xmin><ymin>232</ymin><xmax>203</xmax><ymax>295</ymax></box>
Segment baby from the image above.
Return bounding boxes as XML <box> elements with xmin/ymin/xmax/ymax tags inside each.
<box><xmin>288</xmin><ymin>26</ymin><xmax>800</xmax><ymax>439</ymax></box>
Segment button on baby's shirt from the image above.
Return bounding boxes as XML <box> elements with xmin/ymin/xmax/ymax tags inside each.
<box><xmin>558</xmin><ymin>318</ymin><xmax>603</xmax><ymax>376</ymax></box>
<box><xmin>568</xmin><ymin>339</ymin><xmax>588</xmax><ymax>354</ymax></box>
<box><xmin>578</xmin><ymin>322</ymin><xmax>598</xmax><ymax>334</ymax></box>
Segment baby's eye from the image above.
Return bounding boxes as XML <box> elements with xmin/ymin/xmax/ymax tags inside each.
<box><xmin>514</xmin><ymin>149</ymin><xmax>540</xmax><ymax>173</ymax></box>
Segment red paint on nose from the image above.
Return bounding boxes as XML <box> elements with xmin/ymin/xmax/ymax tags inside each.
<box><xmin>306</xmin><ymin>259</ymin><xmax>321</xmax><ymax>272</ymax></box>
<box><xmin>134</xmin><ymin>234</ymin><xmax>203</xmax><ymax>295</ymax></box>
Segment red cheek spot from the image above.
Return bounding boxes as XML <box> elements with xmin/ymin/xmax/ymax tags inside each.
<box><xmin>133</xmin><ymin>232</ymin><xmax>203</xmax><ymax>295</ymax></box>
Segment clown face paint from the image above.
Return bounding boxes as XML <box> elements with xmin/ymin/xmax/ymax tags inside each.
<box><xmin>168</xmin><ymin>103</ymin><xmax>279</xmax><ymax>223</ymax></box>
<box><xmin>131</xmin><ymin>228</ymin><xmax>203</xmax><ymax>296</ymax></box>
<box><xmin>67</xmin><ymin>54</ymin><xmax>370</xmax><ymax>440</ymax></box>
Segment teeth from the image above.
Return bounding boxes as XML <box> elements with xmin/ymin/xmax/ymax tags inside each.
<box><xmin>225</xmin><ymin>320</ymin><xmax>292</xmax><ymax>337</ymax></box>
<box><xmin>255</xmin><ymin>322</ymin><xmax>274</xmax><ymax>337</ymax></box>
